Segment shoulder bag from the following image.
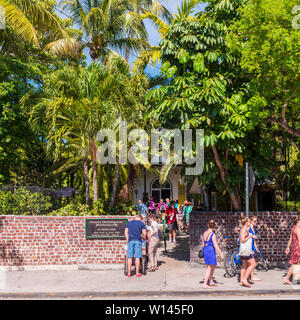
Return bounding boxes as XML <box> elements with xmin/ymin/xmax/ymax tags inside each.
<box><xmin>198</xmin><ymin>232</ymin><xmax>213</xmax><ymax>259</ymax></box>
<box><xmin>239</xmin><ymin>231</ymin><xmax>253</xmax><ymax>257</ymax></box>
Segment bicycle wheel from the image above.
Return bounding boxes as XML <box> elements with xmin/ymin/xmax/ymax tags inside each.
<box><xmin>232</xmin><ymin>252</ymin><xmax>242</xmax><ymax>275</ymax></box>
<box><xmin>224</xmin><ymin>252</ymin><xmax>236</xmax><ymax>277</ymax></box>
<box><xmin>255</xmin><ymin>250</ymin><xmax>268</xmax><ymax>271</ymax></box>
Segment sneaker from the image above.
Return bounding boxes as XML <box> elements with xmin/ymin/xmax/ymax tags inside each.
<box><xmin>169</xmin><ymin>240</ymin><xmax>172</xmax><ymax>243</ymax></box>
<box><xmin>136</xmin><ymin>274</ymin><xmax>143</xmax><ymax>278</ymax></box>
<box><xmin>173</xmin><ymin>240</ymin><xmax>176</xmax><ymax>243</ymax></box>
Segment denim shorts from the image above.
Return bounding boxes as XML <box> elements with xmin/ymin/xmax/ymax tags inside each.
<box><xmin>127</xmin><ymin>240</ymin><xmax>142</xmax><ymax>259</ymax></box>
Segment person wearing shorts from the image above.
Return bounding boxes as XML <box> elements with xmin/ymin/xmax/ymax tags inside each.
<box><xmin>239</xmin><ymin>217</ymin><xmax>257</xmax><ymax>287</ymax></box>
<box><xmin>125</xmin><ymin>215</ymin><xmax>147</xmax><ymax>278</ymax></box>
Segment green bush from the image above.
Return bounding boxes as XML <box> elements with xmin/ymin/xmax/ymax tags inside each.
<box><xmin>0</xmin><ymin>188</ymin><xmax>137</xmax><ymax>216</ymax></box>
<box><xmin>48</xmin><ymin>200</ymin><xmax>106</xmax><ymax>216</ymax></box>
<box><xmin>276</xmin><ymin>201</ymin><xmax>300</xmax><ymax>212</ymax></box>
<box><xmin>0</xmin><ymin>190</ymin><xmax>14</xmax><ymax>214</ymax></box>
<box><xmin>0</xmin><ymin>188</ymin><xmax>52</xmax><ymax>215</ymax></box>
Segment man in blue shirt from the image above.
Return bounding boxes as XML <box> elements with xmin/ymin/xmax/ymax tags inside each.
<box><xmin>124</xmin><ymin>215</ymin><xmax>147</xmax><ymax>277</ymax></box>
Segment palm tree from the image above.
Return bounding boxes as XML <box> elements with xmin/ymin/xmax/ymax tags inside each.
<box><xmin>24</xmin><ymin>63</ymin><xmax>121</xmax><ymax>204</ymax></box>
<box><xmin>0</xmin><ymin>0</ymin><xmax>73</xmax><ymax>55</ymax></box>
<box><xmin>124</xmin><ymin>0</ymin><xmax>172</xmax><ymax>61</ymax></box>
<box><xmin>59</xmin><ymin>0</ymin><xmax>149</xmax><ymax>64</ymax></box>
<box><xmin>108</xmin><ymin>61</ymin><xmax>149</xmax><ymax>207</ymax></box>
<box><xmin>25</xmin><ymin>59</ymin><xmax>148</xmax><ymax>205</ymax></box>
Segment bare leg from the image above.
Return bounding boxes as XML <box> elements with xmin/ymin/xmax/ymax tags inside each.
<box><xmin>135</xmin><ymin>258</ymin><xmax>140</xmax><ymax>276</ymax></box>
<box><xmin>209</xmin><ymin>265</ymin><xmax>217</xmax><ymax>286</ymax></box>
<box><xmin>173</xmin><ymin>230</ymin><xmax>176</xmax><ymax>242</ymax></box>
<box><xmin>242</xmin><ymin>258</ymin><xmax>256</xmax><ymax>286</ymax></box>
<box><xmin>284</xmin><ymin>265</ymin><xmax>293</xmax><ymax>284</ymax></box>
<box><xmin>251</xmin><ymin>270</ymin><xmax>261</xmax><ymax>281</ymax></box>
<box><xmin>240</xmin><ymin>260</ymin><xmax>252</xmax><ymax>286</ymax></box>
<box><xmin>203</xmin><ymin>265</ymin><xmax>212</xmax><ymax>289</ymax></box>
<box><xmin>169</xmin><ymin>231</ymin><xmax>172</xmax><ymax>242</ymax></box>
<box><xmin>240</xmin><ymin>260</ymin><xmax>247</xmax><ymax>284</ymax></box>
<box><xmin>127</xmin><ymin>258</ymin><xmax>132</xmax><ymax>276</ymax></box>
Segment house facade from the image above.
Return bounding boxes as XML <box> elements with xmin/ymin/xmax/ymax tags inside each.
<box><xmin>133</xmin><ymin>168</ymin><xmax>276</xmax><ymax>212</ymax></box>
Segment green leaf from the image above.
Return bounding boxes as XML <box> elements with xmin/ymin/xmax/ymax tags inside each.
<box><xmin>178</xmin><ymin>49</ymin><xmax>190</xmax><ymax>64</ymax></box>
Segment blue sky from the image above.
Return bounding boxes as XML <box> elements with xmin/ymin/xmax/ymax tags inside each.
<box><xmin>56</xmin><ymin>0</ymin><xmax>206</xmax><ymax>75</ymax></box>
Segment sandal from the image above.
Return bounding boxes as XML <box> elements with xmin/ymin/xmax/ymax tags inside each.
<box><xmin>209</xmin><ymin>283</ymin><xmax>218</xmax><ymax>287</ymax></box>
<box><xmin>283</xmin><ymin>280</ymin><xmax>292</xmax><ymax>285</ymax></box>
<box><xmin>251</xmin><ymin>278</ymin><xmax>261</xmax><ymax>282</ymax></box>
<box><xmin>240</xmin><ymin>281</ymin><xmax>251</xmax><ymax>288</ymax></box>
<box><xmin>148</xmin><ymin>267</ymin><xmax>156</xmax><ymax>272</ymax></box>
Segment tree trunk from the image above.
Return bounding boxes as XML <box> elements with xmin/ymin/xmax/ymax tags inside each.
<box><xmin>92</xmin><ymin>158</ymin><xmax>98</xmax><ymax>203</ymax></box>
<box><xmin>89</xmin><ymin>137</ymin><xmax>98</xmax><ymax>203</ymax></box>
<box><xmin>125</xmin><ymin>29</ymin><xmax>134</xmax><ymax>63</ymax></box>
<box><xmin>110</xmin><ymin>162</ymin><xmax>121</xmax><ymax>207</ymax></box>
<box><xmin>110</xmin><ymin>41</ymin><xmax>132</xmax><ymax>208</ymax></box>
<box><xmin>211</xmin><ymin>146</ymin><xmax>241</xmax><ymax>211</ymax></box>
<box><xmin>90</xmin><ymin>47</ymin><xmax>96</xmax><ymax>64</ymax></box>
<box><xmin>268</xmin><ymin>93</ymin><xmax>300</xmax><ymax>138</ymax></box>
<box><xmin>83</xmin><ymin>157</ymin><xmax>90</xmax><ymax>207</ymax></box>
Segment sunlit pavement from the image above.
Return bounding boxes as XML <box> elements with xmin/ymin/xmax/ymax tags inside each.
<box><xmin>0</xmin><ymin>233</ymin><xmax>299</xmax><ymax>299</ymax></box>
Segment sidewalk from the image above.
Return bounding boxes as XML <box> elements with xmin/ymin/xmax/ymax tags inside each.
<box><xmin>0</xmin><ymin>232</ymin><xmax>299</xmax><ymax>298</ymax></box>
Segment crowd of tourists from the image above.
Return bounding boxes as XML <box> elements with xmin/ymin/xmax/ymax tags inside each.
<box><xmin>200</xmin><ymin>215</ymin><xmax>300</xmax><ymax>289</ymax></box>
<box><xmin>125</xmin><ymin>200</ymin><xmax>300</xmax><ymax>287</ymax></box>
<box><xmin>124</xmin><ymin>197</ymin><xmax>194</xmax><ymax>277</ymax></box>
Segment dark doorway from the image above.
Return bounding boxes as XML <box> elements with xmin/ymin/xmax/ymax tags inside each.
<box><xmin>258</xmin><ymin>191</ymin><xmax>274</xmax><ymax>211</ymax></box>
<box><xmin>151</xmin><ymin>179</ymin><xmax>172</xmax><ymax>203</ymax></box>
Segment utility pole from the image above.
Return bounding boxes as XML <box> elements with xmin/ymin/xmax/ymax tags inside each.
<box><xmin>246</xmin><ymin>162</ymin><xmax>249</xmax><ymax>217</ymax></box>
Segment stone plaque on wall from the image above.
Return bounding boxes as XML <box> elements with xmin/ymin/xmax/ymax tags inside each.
<box><xmin>85</xmin><ymin>218</ymin><xmax>128</xmax><ymax>239</ymax></box>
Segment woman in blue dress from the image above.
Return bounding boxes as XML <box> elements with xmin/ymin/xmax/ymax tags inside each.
<box><xmin>202</xmin><ymin>220</ymin><xmax>224</xmax><ymax>289</ymax></box>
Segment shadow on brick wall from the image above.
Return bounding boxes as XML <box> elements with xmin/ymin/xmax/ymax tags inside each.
<box><xmin>0</xmin><ymin>240</ymin><xmax>24</xmax><ymax>266</ymax></box>
<box><xmin>190</xmin><ymin>211</ymin><xmax>300</xmax><ymax>267</ymax></box>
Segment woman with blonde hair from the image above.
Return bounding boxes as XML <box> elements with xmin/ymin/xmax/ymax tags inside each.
<box><xmin>283</xmin><ymin>217</ymin><xmax>300</xmax><ymax>285</ymax></box>
<box><xmin>202</xmin><ymin>220</ymin><xmax>224</xmax><ymax>289</ymax></box>
<box><xmin>239</xmin><ymin>217</ymin><xmax>257</xmax><ymax>287</ymax></box>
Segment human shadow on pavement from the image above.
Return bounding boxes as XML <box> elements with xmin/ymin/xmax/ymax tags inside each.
<box><xmin>198</xmin><ymin>277</ymin><xmax>224</xmax><ymax>285</ymax></box>
<box><xmin>161</xmin><ymin>233</ymin><xmax>190</xmax><ymax>262</ymax></box>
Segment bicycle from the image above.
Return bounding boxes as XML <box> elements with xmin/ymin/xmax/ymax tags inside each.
<box><xmin>224</xmin><ymin>228</ymin><xmax>269</xmax><ymax>277</ymax></box>
<box><xmin>224</xmin><ymin>236</ymin><xmax>242</xmax><ymax>277</ymax></box>
<box><xmin>252</xmin><ymin>228</ymin><xmax>269</xmax><ymax>271</ymax></box>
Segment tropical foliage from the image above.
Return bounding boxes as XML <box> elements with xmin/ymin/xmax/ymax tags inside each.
<box><xmin>0</xmin><ymin>0</ymin><xmax>299</xmax><ymax>214</ymax></box>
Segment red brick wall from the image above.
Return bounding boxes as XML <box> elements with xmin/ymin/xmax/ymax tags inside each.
<box><xmin>190</xmin><ymin>211</ymin><xmax>300</xmax><ymax>266</ymax></box>
<box><xmin>0</xmin><ymin>216</ymin><xmax>132</xmax><ymax>266</ymax></box>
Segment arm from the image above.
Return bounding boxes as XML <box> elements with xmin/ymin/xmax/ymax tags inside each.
<box><xmin>240</xmin><ymin>228</ymin><xmax>254</xmax><ymax>243</ymax></box>
<box><xmin>150</xmin><ymin>222</ymin><xmax>158</xmax><ymax>237</ymax></box>
<box><xmin>124</xmin><ymin>228</ymin><xmax>129</xmax><ymax>243</ymax></box>
<box><xmin>141</xmin><ymin>229</ymin><xmax>147</xmax><ymax>240</ymax></box>
<box><xmin>212</xmin><ymin>234</ymin><xmax>224</xmax><ymax>258</ymax></box>
<box><xmin>296</xmin><ymin>229</ymin><xmax>300</xmax><ymax>253</ymax></box>
<box><xmin>285</xmin><ymin>232</ymin><xmax>293</xmax><ymax>255</ymax></box>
